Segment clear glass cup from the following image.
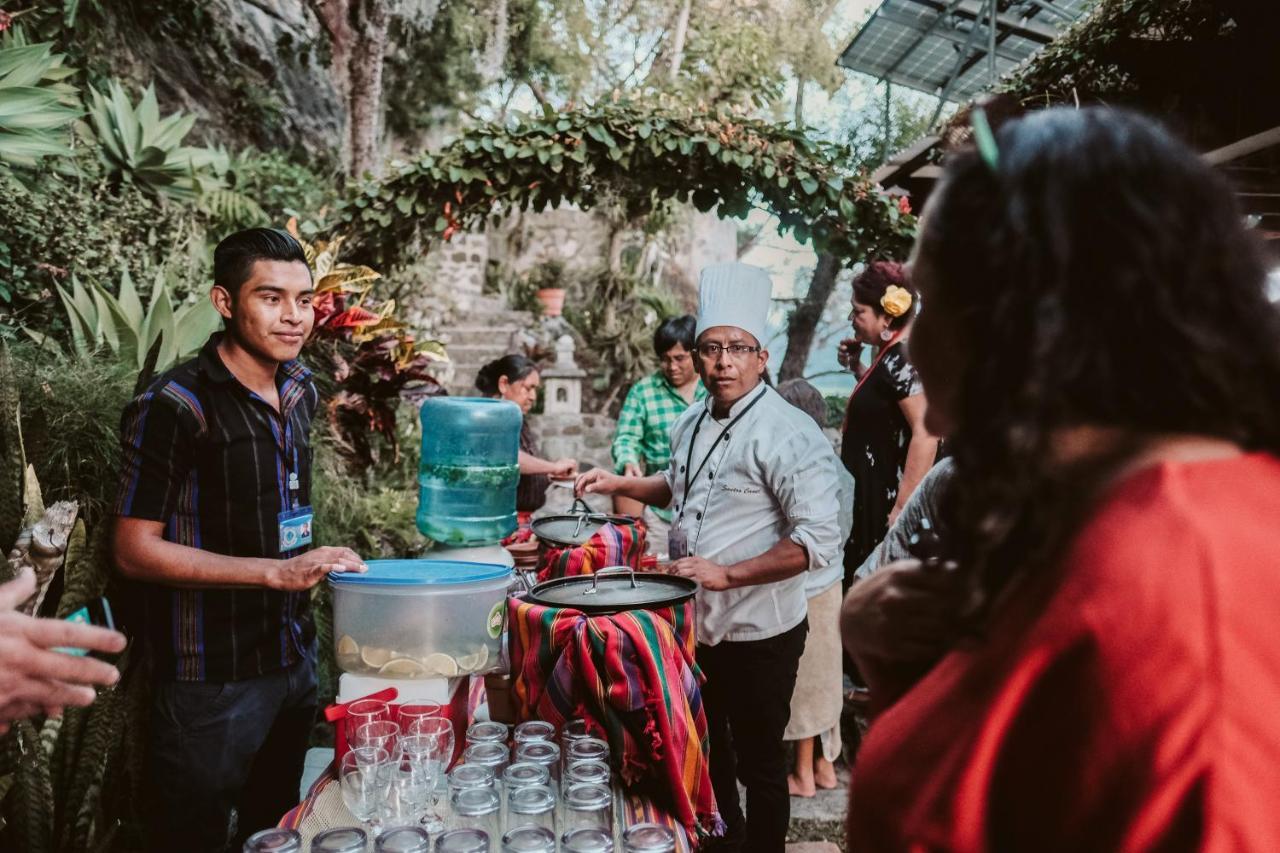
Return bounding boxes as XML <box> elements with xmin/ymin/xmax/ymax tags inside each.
<box><xmin>376</xmin><ymin>826</ymin><xmax>432</xmax><ymax>853</ymax></box>
<box><xmin>355</xmin><ymin>720</ymin><xmax>402</xmax><ymax>761</ymax></box>
<box><xmin>505</xmin><ymin>783</ymin><xmax>557</xmax><ymax>836</ymax></box>
<box><xmin>559</xmin><ymin>719</ymin><xmax>590</xmax><ymax>777</ymax></box>
<box><xmin>513</xmin><ymin>720</ymin><xmax>556</xmax><ymax>752</ymax></box>
<box><xmin>501</xmin><ymin>826</ymin><xmax>556</xmax><ymax>853</ymax></box>
<box><xmin>620</xmin><ymin>824</ymin><xmax>675</xmax><ymax>853</ymax></box>
<box><xmin>501</xmin><ymin>761</ymin><xmax>550</xmax><ymax>823</ymax></box>
<box><xmin>451</xmin><ymin>786</ymin><xmax>501</xmax><ymax>842</ymax></box>
<box><xmin>398</xmin><ymin>702</ymin><xmax>445</xmax><ymax>734</ymax></box>
<box><xmin>310</xmin><ymin>827</ymin><xmax>367</xmax><ymax>852</ymax></box>
<box><xmin>564</xmin><ymin>759</ymin><xmax>609</xmax><ymax>789</ymax></box>
<box><xmin>340</xmin><ymin>747</ymin><xmax>393</xmax><ymax>836</ymax></box>
<box><xmin>562</xmin><ymin>828</ymin><xmax>615</xmax><ymax>853</ymax></box>
<box><xmin>466</xmin><ymin>721</ymin><xmax>509</xmax><ymax>748</ymax></box>
<box><xmin>409</xmin><ymin>716</ymin><xmax>455</xmax><ymax>831</ymax></box>
<box><xmin>449</xmin><ymin>763</ymin><xmax>496</xmax><ymax>798</ymax></box>
<box><xmin>346</xmin><ymin>698</ymin><xmax>392</xmax><ymax>750</ymax></box>
<box><xmin>385</xmin><ymin>760</ymin><xmax>433</xmax><ymax>830</ymax></box>
<box><xmin>436</xmin><ymin>828</ymin><xmax>491</xmax><ymax>853</ymax></box>
<box><xmin>512</xmin><ymin>742</ymin><xmax>561</xmax><ymax>797</ymax></box>
<box><xmin>463</xmin><ymin>742</ymin><xmax>510</xmax><ymax>785</ymax></box>
<box><xmin>564</xmin><ymin>737</ymin><xmax>608</xmax><ymax>774</ymax></box>
<box><xmin>243</xmin><ymin>827</ymin><xmax>302</xmax><ymax>852</ymax></box>
<box><xmin>561</xmin><ymin>783</ymin><xmax>612</xmax><ymax>835</ymax></box>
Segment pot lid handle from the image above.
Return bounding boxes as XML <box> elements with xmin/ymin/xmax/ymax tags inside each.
<box><xmin>583</xmin><ymin>566</ymin><xmax>638</xmax><ymax>596</ymax></box>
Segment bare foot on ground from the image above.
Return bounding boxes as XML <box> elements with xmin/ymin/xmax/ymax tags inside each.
<box><xmin>788</xmin><ymin>772</ymin><xmax>816</xmax><ymax>797</ymax></box>
<box><xmin>814</xmin><ymin>757</ymin><xmax>838</xmax><ymax>790</ymax></box>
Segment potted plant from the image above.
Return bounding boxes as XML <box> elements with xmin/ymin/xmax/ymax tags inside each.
<box><xmin>530</xmin><ymin>259</ymin><xmax>567</xmax><ymax>317</ymax></box>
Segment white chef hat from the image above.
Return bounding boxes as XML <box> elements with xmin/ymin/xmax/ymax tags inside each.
<box><xmin>695</xmin><ymin>262</ymin><xmax>773</xmax><ymax>347</ymax></box>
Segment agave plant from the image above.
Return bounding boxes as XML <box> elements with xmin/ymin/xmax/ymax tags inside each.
<box><xmin>0</xmin><ymin>349</ymin><xmax>150</xmax><ymax>852</ymax></box>
<box><xmin>85</xmin><ymin>80</ymin><xmax>225</xmax><ymax>201</ymax></box>
<box><xmin>52</xmin><ymin>268</ymin><xmax>222</xmax><ymax>373</ymax></box>
<box><xmin>0</xmin><ymin>29</ymin><xmax>81</xmax><ymax>168</ymax></box>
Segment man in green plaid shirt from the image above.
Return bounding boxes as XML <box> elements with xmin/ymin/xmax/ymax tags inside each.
<box><xmin>612</xmin><ymin>315</ymin><xmax>706</xmax><ymax>522</ymax></box>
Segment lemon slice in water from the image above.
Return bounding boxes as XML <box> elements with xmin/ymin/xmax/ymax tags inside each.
<box><xmin>420</xmin><ymin>653</ymin><xmax>460</xmax><ymax>677</ymax></box>
<box><xmin>455</xmin><ymin>646</ymin><xmax>489</xmax><ymax>672</ymax></box>
<box><xmin>360</xmin><ymin>645</ymin><xmax>394</xmax><ymax>669</ymax></box>
<box><xmin>379</xmin><ymin>658</ymin><xmax>428</xmax><ymax>677</ymax></box>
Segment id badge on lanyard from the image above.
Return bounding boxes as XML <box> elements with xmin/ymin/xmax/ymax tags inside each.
<box><xmin>277</xmin><ymin>446</ymin><xmax>313</xmax><ymax>553</ymax></box>
<box><xmin>667</xmin><ymin>525</ymin><xmax>689</xmax><ymax>560</ymax></box>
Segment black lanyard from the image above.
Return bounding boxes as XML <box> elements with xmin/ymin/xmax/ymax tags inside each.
<box><xmin>680</xmin><ymin>385</ymin><xmax>768</xmax><ymax>519</ymax></box>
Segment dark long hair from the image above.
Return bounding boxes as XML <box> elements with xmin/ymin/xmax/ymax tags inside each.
<box><xmin>475</xmin><ymin>354</ymin><xmax>538</xmax><ymax>396</ymax></box>
<box><xmin>921</xmin><ymin>108</ymin><xmax>1280</xmax><ymax>617</ymax></box>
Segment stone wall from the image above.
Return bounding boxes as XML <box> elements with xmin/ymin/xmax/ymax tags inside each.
<box><xmin>528</xmin><ymin>413</ymin><xmax>618</xmax><ymax>474</ymax></box>
<box><xmin>433</xmin><ymin>232</ymin><xmax>489</xmax><ymax>310</ymax></box>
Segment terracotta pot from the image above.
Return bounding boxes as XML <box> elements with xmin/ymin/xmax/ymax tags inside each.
<box><xmin>535</xmin><ymin>287</ymin><xmax>566</xmax><ymax>317</ymax></box>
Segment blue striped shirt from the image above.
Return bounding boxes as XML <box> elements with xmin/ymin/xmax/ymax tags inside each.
<box><xmin>114</xmin><ymin>333</ymin><xmax>319</xmax><ymax>682</ymax></box>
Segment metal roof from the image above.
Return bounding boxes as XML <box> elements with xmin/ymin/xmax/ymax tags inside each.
<box><xmin>837</xmin><ymin>0</ymin><xmax>1093</xmax><ymax>103</ymax></box>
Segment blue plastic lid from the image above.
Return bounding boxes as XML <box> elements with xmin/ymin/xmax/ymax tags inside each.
<box><xmin>328</xmin><ymin>559</ymin><xmax>510</xmax><ymax>587</ymax></box>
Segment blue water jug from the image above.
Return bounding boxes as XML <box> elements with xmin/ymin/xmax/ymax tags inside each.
<box><xmin>417</xmin><ymin>397</ymin><xmax>522</xmax><ymax>546</ymax></box>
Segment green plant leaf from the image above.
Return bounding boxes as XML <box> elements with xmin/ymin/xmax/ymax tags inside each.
<box><xmin>115</xmin><ymin>267</ymin><xmax>144</xmax><ymax>332</ymax></box>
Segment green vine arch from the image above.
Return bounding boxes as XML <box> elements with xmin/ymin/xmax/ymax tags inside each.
<box><xmin>341</xmin><ymin>100</ymin><xmax>917</xmax><ymax>268</ymax></box>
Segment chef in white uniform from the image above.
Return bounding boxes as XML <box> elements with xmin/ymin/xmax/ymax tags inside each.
<box><xmin>575</xmin><ymin>262</ymin><xmax>846</xmax><ymax>853</ymax></box>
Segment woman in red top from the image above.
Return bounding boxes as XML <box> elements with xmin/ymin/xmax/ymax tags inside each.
<box><xmin>842</xmin><ymin>107</ymin><xmax>1280</xmax><ymax>851</ymax></box>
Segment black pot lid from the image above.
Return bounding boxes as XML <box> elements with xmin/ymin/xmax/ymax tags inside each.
<box><xmin>527</xmin><ymin>568</ymin><xmax>696</xmax><ymax>614</ymax></box>
<box><xmin>531</xmin><ymin>499</ymin><xmax>630</xmax><ymax>546</ymax></box>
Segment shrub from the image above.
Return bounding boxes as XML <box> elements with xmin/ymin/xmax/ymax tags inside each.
<box><xmin>824</xmin><ymin>393</ymin><xmax>847</xmax><ymax>429</ymax></box>
<box><xmin>9</xmin><ymin>341</ymin><xmax>138</xmax><ymax>526</ymax></box>
<box><xmin>0</xmin><ymin>162</ymin><xmax>206</xmax><ymax>335</ymax></box>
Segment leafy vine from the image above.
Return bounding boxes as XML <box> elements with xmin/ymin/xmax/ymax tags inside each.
<box><xmin>341</xmin><ymin>100</ymin><xmax>917</xmax><ymax>268</ymax></box>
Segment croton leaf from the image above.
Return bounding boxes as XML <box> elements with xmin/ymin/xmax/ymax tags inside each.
<box><xmin>326</xmin><ymin>306</ymin><xmax>382</xmax><ymax>328</ymax></box>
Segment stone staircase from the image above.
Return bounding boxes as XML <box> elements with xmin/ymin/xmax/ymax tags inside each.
<box><xmin>443</xmin><ymin>295</ymin><xmax>537</xmax><ymax>396</ymax></box>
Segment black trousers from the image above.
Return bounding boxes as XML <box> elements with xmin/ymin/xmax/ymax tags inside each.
<box><xmin>698</xmin><ymin>619</ymin><xmax>808</xmax><ymax>853</ymax></box>
<box><xmin>146</xmin><ymin>654</ymin><xmax>316</xmax><ymax>852</ymax></box>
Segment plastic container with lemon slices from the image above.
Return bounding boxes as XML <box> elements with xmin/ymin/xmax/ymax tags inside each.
<box><xmin>329</xmin><ymin>559</ymin><xmax>512</xmax><ymax>679</ymax></box>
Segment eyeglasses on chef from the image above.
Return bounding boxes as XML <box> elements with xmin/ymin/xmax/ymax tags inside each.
<box><xmin>695</xmin><ymin>342</ymin><xmax>761</xmax><ymax>359</ymax></box>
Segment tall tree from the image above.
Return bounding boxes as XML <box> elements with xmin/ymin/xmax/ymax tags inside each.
<box><xmin>309</xmin><ymin>0</ymin><xmax>443</xmax><ymax>177</ymax></box>
<box><xmin>778</xmin><ymin>253</ymin><xmax>840</xmax><ymax>381</ymax></box>
<box><xmin>777</xmin><ymin>88</ymin><xmax>934</xmax><ymax>381</ymax></box>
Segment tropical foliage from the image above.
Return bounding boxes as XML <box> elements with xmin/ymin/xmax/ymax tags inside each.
<box><xmin>291</xmin><ymin>224</ymin><xmax>449</xmax><ymax>470</ymax></box>
<box><xmin>85</xmin><ymin>80</ymin><xmax>225</xmax><ymax>201</ymax></box>
<box><xmin>0</xmin><ymin>31</ymin><xmax>80</xmax><ymax>168</ymax></box>
<box><xmin>0</xmin><ymin>344</ymin><xmax>148</xmax><ymax>853</ymax></box>
<box><xmin>51</xmin><ymin>268</ymin><xmax>222</xmax><ymax>372</ymax></box>
<box><xmin>343</xmin><ymin>100</ymin><xmax>917</xmax><ymax>269</ymax></box>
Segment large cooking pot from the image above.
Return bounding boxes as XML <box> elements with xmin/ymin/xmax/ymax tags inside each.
<box><xmin>525</xmin><ymin>566</ymin><xmax>696</xmax><ymax>616</ymax></box>
<box><xmin>531</xmin><ymin>498</ymin><xmax>632</xmax><ymax>548</ymax></box>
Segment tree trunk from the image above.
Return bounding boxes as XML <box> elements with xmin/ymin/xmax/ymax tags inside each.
<box><xmin>778</xmin><ymin>252</ymin><xmax>840</xmax><ymax>382</ymax></box>
<box><xmin>666</xmin><ymin>0</ymin><xmax>693</xmax><ymax>83</ymax></box>
<box><xmin>348</xmin><ymin>0</ymin><xmax>391</xmax><ymax>178</ymax></box>
<box><xmin>309</xmin><ymin>0</ymin><xmax>391</xmax><ymax>178</ymax></box>
<box><xmin>794</xmin><ymin>75</ymin><xmax>806</xmax><ymax>128</ymax></box>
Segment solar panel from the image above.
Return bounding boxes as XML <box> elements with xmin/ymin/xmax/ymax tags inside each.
<box><xmin>837</xmin><ymin>0</ymin><xmax>1094</xmax><ymax>101</ymax></box>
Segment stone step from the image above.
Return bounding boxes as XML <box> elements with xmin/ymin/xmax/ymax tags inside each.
<box><xmin>785</xmin><ymin>843</ymin><xmax>841</xmax><ymax>853</ymax></box>
<box><xmin>446</xmin><ymin>343</ymin><xmax>514</xmax><ymax>361</ymax></box>
<box><xmin>444</xmin><ymin>326</ymin><xmax>521</xmax><ymax>347</ymax></box>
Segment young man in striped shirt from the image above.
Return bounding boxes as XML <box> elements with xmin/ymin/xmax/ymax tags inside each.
<box><xmin>112</xmin><ymin>228</ymin><xmax>366</xmax><ymax>851</ymax></box>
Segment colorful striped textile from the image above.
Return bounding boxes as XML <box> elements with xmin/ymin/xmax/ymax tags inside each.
<box><xmin>508</xmin><ymin>596</ymin><xmax>721</xmax><ymax>840</ymax></box>
<box><xmin>536</xmin><ymin>520</ymin><xmax>647</xmax><ymax>581</ymax></box>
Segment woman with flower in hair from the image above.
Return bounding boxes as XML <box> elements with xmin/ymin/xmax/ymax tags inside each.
<box><xmin>838</xmin><ymin>262</ymin><xmax>939</xmax><ymax>584</ymax></box>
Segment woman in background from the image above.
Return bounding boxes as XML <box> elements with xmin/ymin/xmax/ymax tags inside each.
<box><xmin>838</xmin><ymin>263</ymin><xmax>938</xmax><ymax>584</ymax></box>
<box><xmin>776</xmin><ymin>378</ymin><xmax>851</xmax><ymax>797</ymax></box>
<box><xmin>476</xmin><ymin>355</ymin><xmax>577</xmax><ymax>520</ymax></box>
